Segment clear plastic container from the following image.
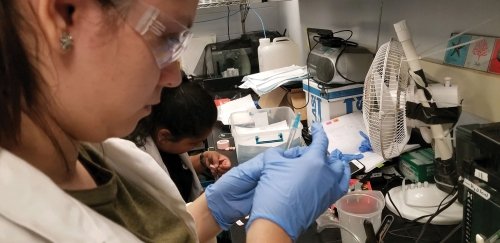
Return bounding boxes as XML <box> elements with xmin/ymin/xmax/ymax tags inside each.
<box><xmin>229</xmin><ymin>107</ymin><xmax>303</xmax><ymax>163</ymax></box>
<box><xmin>336</xmin><ymin>191</ymin><xmax>385</xmax><ymax>243</ymax></box>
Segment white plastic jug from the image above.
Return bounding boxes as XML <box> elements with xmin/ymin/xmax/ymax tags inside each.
<box><xmin>258</xmin><ymin>37</ymin><xmax>300</xmax><ymax>72</ymax></box>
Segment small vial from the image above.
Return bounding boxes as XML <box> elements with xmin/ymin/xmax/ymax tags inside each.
<box><xmin>444</xmin><ymin>77</ymin><xmax>452</xmax><ymax>87</ymax></box>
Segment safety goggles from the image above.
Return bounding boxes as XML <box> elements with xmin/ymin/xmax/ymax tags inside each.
<box><xmin>122</xmin><ymin>0</ymin><xmax>193</xmax><ymax>69</ymax></box>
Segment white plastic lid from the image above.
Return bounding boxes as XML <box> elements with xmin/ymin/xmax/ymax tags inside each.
<box><xmin>259</xmin><ymin>38</ymin><xmax>271</xmax><ymax>45</ymax></box>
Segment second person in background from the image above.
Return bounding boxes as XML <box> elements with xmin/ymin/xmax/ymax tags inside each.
<box><xmin>127</xmin><ymin>81</ymin><xmax>231</xmax><ymax>202</ymax></box>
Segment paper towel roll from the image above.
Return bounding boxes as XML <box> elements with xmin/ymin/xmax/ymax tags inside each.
<box><xmin>427</xmin><ymin>84</ymin><xmax>460</xmax><ymax>108</ymax></box>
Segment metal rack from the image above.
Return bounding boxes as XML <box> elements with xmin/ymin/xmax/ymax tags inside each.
<box><xmin>197</xmin><ymin>0</ymin><xmax>261</xmax><ymax>33</ymax></box>
<box><xmin>197</xmin><ymin>0</ymin><xmax>250</xmax><ymax>9</ymax></box>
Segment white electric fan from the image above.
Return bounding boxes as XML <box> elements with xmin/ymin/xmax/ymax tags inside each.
<box><xmin>362</xmin><ymin>20</ymin><xmax>462</xmax><ymax>225</ymax></box>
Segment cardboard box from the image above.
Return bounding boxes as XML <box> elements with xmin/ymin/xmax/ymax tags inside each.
<box><xmin>399</xmin><ymin>148</ymin><xmax>435</xmax><ymax>182</ymax></box>
<box><xmin>302</xmin><ymin>79</ymin><xmax>364</xmax><ymax>127</ymax></box>
<box><xmin>258</xmin><ymin>87</ymin><xmax>307</xmax><ymax>121</ymax></box>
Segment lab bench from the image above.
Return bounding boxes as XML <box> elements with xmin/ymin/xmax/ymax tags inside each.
<box><xmin>205</xmin><ymin>121</ymin><xmax>462</xmax><ymax>243</ymax></box>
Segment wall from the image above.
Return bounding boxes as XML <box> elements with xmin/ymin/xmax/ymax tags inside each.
<box><xmin>295</xmin><ymin>0</ymin><xmax>500</xmax><ymax>59</ymax></box>
<box><xmin>193</xmin><ymin>2</ymin><xmax>283</xmax><ymax>42</ymax></box>
<box><xmin>279</xmin><ymin>0</ymin><xmax>500</xmax><ymax>121</ymax></box>
<box><xmin>422</xmin><ymin>60</ymin><xmax>500</xmax><ymax>122</ymax></box>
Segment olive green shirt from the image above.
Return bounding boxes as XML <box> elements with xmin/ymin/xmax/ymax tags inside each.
<box><xmin>66</xmin><ymin>149</ymin><xmax>196</xmax><ymax>243</ymax></box>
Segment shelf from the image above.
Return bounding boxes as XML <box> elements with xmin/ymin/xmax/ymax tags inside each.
<box><xmin>197</xmin><ymin>0</ymin><xmax>250</xmax><ymax>9</ymax></box>
<box><xmin>197</xmin><ymin>0</ymin><xmax>263</xmax><ymax>33</ymax></box>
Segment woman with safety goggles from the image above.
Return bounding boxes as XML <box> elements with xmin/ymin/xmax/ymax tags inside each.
<box><xmin>0</xmin><ymin>0</ymin><xmax>350</xmax><ymax>242</ymax></box>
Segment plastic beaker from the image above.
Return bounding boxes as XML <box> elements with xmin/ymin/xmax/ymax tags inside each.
<box><xmin>335</xmin><ymin>190</ymin><xmax>385</xmax><ymax>243</ymax></box>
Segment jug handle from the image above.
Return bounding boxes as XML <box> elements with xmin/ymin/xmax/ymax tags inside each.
<box><xmin>363</xmin><ymin>220</ymin><xmax>377</xmax><ymax>243</ymax></box>
<box><xmin>273</xmin><ymin>37</ymin><xmax>291</xmax><ymax>43</ymax></box>
<box><xmin>316</xmin><ymin>208</ymin><xmax>362</xmax><ymax>243</ymax></box>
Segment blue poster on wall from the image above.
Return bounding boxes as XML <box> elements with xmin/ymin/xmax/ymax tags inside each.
<box><xmin>444</xmin><ymin>34</ymin><xmax>472</xmax><ymax>67</ymax></box>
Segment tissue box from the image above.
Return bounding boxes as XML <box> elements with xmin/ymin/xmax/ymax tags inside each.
<box><xmin>302</xmin><ymin>79</ymin><xmax>364</xmax><ymax>127</ymax></box>
<box><xmin>399</xmin><ymin>148</ymin><xmax>435</xmax><ymax>182</ymax></box>
<box><xmin>230</xmin><ymin>107</ymin><xmax>303</xmax><ymax>163</ymax></box>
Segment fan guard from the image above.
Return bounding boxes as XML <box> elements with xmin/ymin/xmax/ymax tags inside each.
<box><xmin>362</xmin><ymin>40</ymin><xmax>411</xmax><ymax>160</ymax></box>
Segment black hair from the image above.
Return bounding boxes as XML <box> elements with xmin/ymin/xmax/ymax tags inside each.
<box><xmin>128</xmin><ymin>81</ymin><xmax>218</xmax><ymax>147</ymax></box>
<box><xmin>0</xmin><ymin>1</ymin><xmax>52</xmax><ymax>148</ymax></box>
<box><xmin>0</xmin><ymin>0</ymin><xmax>116</xmax><ymax>154</ymax></box>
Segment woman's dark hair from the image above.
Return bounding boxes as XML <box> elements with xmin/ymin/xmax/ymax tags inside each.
<box><xmin>128</xmin><ymin>81</ymin><xmax>218</xmax><ymax>146</ymax></box>
<box><xmin>0</xmin><ymin>0</ymin><xmax>46</xmax><ymax>147</ymax></box>
<box><xmin>0</xmin><ymin>0</ymin><xmax>115</xmax><ymax>148</ymax></box>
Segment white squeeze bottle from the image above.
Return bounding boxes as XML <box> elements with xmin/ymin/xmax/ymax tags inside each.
<box><xmin>258</xmin><ymin>37</ymin><xmax>300</xmax><ymax>72</ymax></box>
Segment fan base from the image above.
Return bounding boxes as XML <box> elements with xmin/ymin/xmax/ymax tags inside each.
<box><xmin>385</xmin><ymin>184</ymin><xmax>462</xmax><ymax>225</ymax></box>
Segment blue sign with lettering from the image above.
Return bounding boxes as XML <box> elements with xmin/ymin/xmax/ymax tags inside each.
<box><xmin>310</xmin><ymin>95</ymin><xmax>363</xmax><ymax>123</ymax></box>
<box><xmin>311</xmin><ymin>95</ymin><xmax>322</xmax><ymax>123</ymax></box>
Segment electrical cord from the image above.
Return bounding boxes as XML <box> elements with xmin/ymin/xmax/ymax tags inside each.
<box><xmin>406</xmin><ymin>181</ymin><xmax>458</xmax><ymax>224</ymax></box>
<box><xmin>202</xmin><ymin>44</ymin><xmax>208</xmax><ymax>77</ymax></box>
<box><xmin>382</xmin><ymin>172</ymin><xmax>406</xmax><ymax>220</ymax></box>
<box><xmin>406</xmin><ymin>183</ymin><xmax>457</xmax><ymax>223</ymax></box>
<box><xmin>386</xmin><ymin>185</ymin><xmax>459</xmax><ymax>242</ymax></box>
<box><xmin>384</xmin><ymin>175</ymin><xmax>460</xmax><ymax>242</ymax></box>
<box><xmin>311</xmin><ymin>29</ymin><xmax>364</xmax><ymax>84</ymax></box>
<box><xmin>381</xmin><ymin>175</ymin><xmax>419</xmax><ymax>240</ymax></box>
<box><xmin>282</xmin><ymin>29</ymin><xmax>363</xmax><ymax>111</ymax></box>
<box><xmin>387</xmin><ymin>224</ymin><xmax>426</xmax><ymax>241</ymax></box>
<box><xmin>408</xmin><ymin>188</ymin><xmax>456</xmax><ymax>225</ymax></box>
<box><xmin>282</xmin><ymin>39</ymin><xmax>322</xmax><ymax>111</ymax></box>
<box><xmin>386</xmin><ymin>182</ymin><xmax>405</xmax><ymax>220</ymax></box>
<box><xmin>415</xmin><ymin>185</ymin><xmax>459</xmax><ymax>243</ymax></box>
<box><xmin>374</xmin><ymin>154</ymin><xmax>462</xmax><ymax>242</ymax></box>
<box><xmin>330</xmin><ymin>30</ymin><xmax>361</xmax><ymax>84</ymax></box>
<box><xmin>439</xmin><ymin>222</ymin><xmax>462</xmax><ymax>243</ymax></box>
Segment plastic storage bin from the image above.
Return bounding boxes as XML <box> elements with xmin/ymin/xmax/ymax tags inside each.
<box><xmin>230</xmin><ymin>107</ymin><xmax>303</xmax><ymax>163</ymax></box>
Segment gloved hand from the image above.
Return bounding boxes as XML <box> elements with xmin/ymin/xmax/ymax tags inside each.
<box><xmin>358</xmin><ymin>131</ymin><xmax>372</xmax><ymax>152</ymax></box>
<box><xmin>246</xmin><ymin>123</ymin><xmax>351</xmax><ymax>240</ymax></box>
<box><xmin>330</xmin><ymin>148</ymin><xmax>364</xmax><ymax>162</ymax></box>
<box><xmin>204</xmin><ymin>153</ymin><xmax>263</xmax><ymax>230</ymax></box>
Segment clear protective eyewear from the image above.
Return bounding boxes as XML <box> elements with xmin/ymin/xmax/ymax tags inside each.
<box><xmin>122</xmin><ymin>0</ymin><xmax>193</xmax><ymax>69</ymax></box>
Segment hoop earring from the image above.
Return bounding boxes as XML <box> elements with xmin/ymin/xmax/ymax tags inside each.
<box><xmin>60</xmin><ymin>32</ymin><xmax>73</xmax><ymax>51</ymax></box>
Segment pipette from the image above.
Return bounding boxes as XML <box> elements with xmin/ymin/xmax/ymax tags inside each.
<box><xmin>285</xmin><ymin>112</ymin><xmax>301</xmax><ymax>150</ymax></box>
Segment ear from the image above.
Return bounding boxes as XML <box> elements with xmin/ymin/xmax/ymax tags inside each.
<box><xmin>35</xmin><ymin>0</ymin><xmax>77</xmax><ymax>52</ymax></box>
<box><xmin>156</xmin><ymin>128</ymin><xmax>173</xmax><ymax>147</ymax></box>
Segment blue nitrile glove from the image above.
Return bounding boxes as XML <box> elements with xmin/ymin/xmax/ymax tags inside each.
<box><xmin>205</xmin><ymin>153</ymin><xmax>264</xmax><ymax>230</ymax></box>
<box><xmin>246</xmin><ymin>123</ymin><xmax>351</xmax><ymax>241</ymax></box>
<box><xmin>359</xmin><ymin>131</ymin><xmax>373</xmax><ymax>152</ymax></box>
<box><xmin>331</xmin><ymin>148</ymin><xmax>364</xmax><ymax>162</ymax></box>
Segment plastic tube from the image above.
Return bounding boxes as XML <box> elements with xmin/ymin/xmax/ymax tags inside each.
<box><xmin>285</xmin><ymin>112</ymin><xmax>301</xmax><ymax>150</ymax></box>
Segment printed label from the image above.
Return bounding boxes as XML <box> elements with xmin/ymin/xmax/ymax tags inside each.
<box><xmin>474</xmin><ymin>169</ymin><xmax>489</xmax><ymax>182</ymax></box>
<box><xmin>463</xmin><ymin>178</ymin><xmax>490</xmax><ymax>200</ymax></box>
